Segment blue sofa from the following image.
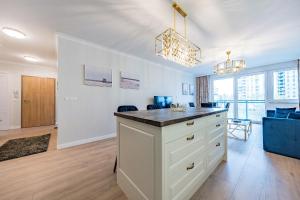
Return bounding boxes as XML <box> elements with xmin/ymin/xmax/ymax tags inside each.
<box><xmin>263</xmin><ymin>110</ymin><xmax>300</xmax><ymax>159</ymax></box>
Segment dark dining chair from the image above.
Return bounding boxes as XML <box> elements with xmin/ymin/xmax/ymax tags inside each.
<box><xmin>189</xmin><ymin>102</ymin><xmax>195</xmax><ymax>107</ymax></box>
<box><xmin>225</xmin><ymin>102</ymin><xmax>230</xmax><ymax>109</ymax></box>
<box><xmin>117</xmin><ymin>105</ymin><xmax>138</xmax><ymax>113</ymax></box>
<box><xmin>201</xmin><ymin>102</ymin><xmax>217</xmax><ymax>108</ymax></box>
<box><xmin>114</xmin><ymin>105</ymin><xmax>138</xmax><ymax>173</ymax></box>
<box><xmin>147</xmin><ymin>104</ymin><xmax>161</xmax><ymax>110</ymax></box>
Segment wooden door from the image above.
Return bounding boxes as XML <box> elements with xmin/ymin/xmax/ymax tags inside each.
<box><xmin>22</xmin><ymin>76</ymin><xmax>56</xmax><ymax>128</ymax></box>
<box><xmin>22</xmin><ymin>76</ymin><xmax>41</xmax><ymax>128</ymax></box>
<box><xmin>40</xmin><ymin>78</ymin><xmax>56</xmax><ymax>126</ymax></box>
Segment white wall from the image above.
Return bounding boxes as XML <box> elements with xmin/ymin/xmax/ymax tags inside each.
<box><xmin>57</xmin><ymin>34</ymin><xmax>195</xmax><ymax>148</ymax></box>
<box><xmin>0</xmin><ymin>61</ymin><xmax>57</xmax><ymax>129</ymax></box>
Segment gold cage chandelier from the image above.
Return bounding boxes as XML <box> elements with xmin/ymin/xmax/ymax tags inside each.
<box><xmin>214</xmin><ymin>51</ymin><xmax>246</xmax><ymax>75</ymax></box>
<box><xmin>155</xmin><ymin>2</ymin><xmax>201</xmax><ymax>67</ymax></box>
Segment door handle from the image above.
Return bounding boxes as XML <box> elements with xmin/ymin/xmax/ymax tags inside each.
<box><xmin>216</xmin><ymin>124</ymin><xmax>221</xmax><ymax>127</ymax></box>
<box><xmin>23</xmin><ymin>100</ymin><xmax>30</xmax><ymax>103</ymax></box>
<box><xmin>186</xmin><ymin>121</ymin><xmax>194</xmax><ymax>126</ymax></box>
<box><xmin>186</xmin><ymin>135</ymin><xmax>194</xmax><ymax>141</ymax></box>
<box><xmin>186</xmin><ymin>162</ymin><xmax>195</xmax><ymax>171</ymax></box>
<box><xmin>216</xmin><ymin>142</ymin><xmax>221</xmax><ymax>147</ymax></box>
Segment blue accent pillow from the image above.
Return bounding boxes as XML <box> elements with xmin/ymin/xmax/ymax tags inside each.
<box><xmin>288</xmin><ymin>112</ymin><xmax>300</xmax><ymax>120</ymax></box>
<box><xmin>275</xmin><ymin>107</ymin><xmax>296</xmax><ymax>118</ymax></box>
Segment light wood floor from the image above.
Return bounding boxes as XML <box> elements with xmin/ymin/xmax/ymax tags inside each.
<box><xmin>0</xmin><ymin>125</ymin><xmax>299</xmax><ymax>200</ymax></box>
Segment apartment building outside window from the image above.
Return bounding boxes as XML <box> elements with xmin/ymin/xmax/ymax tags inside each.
<box><xmin>273</xmin><ymin>69</ymin><xmax>298</xmax><ymax>100</ymax></box>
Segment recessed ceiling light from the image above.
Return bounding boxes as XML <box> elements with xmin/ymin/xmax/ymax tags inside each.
<box><xmin>24</xmin><ymin>56</ymin><xmax>38</xmax><ymax>62</ymax></box>
<box><xmin>2</xmin><ymin>27</ymin><xmax>26</xmax><ymax>39</ymax></box>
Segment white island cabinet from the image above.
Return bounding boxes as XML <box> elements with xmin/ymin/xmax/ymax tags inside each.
<box><xmin>114</xmin><ymin>108</ymin><xmax>228</xmax><ymax>200</ymax></box>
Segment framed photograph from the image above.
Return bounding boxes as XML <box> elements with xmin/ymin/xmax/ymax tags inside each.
<box><xmin>120</xmin><ymin>71</ymin><xmax>140</xmax><ymax>89</ymax></box>
<box><xmin>189</xmin><ymin>84</ymin><xmax>195</xmax><ymax>95</ymax></box>
<box><xmin>182</xmin><ymin>83</ymin><xmax>189</xmax><ymax>95</ymax></box>
<box><xmin>83</xmin><ymin>65</ymin><xmax>112</xmax><ymax>87</ymax></box>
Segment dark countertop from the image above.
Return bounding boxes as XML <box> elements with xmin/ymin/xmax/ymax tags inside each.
<box><xmin>114</xmin><ymin>108</ymin><xmax>228</xmax><ymax>127</ymax></box>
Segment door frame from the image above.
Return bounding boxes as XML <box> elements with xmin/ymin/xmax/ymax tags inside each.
<box><xmin>0</xmin><ymin>72</ymin><xmax>10</xmax><ymax>130</ymax></box>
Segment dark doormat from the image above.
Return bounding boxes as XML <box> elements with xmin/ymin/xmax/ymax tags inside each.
<box><xmin>0</xmin><ymin>134</ymin><xmax>51</xmax><ymax>162</ymax></box>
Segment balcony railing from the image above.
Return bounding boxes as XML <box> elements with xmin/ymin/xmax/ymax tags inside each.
<box><xmin>215</xmin><ymin>100</ymin><xmax>265</xmax><ymax>122</ymax></box>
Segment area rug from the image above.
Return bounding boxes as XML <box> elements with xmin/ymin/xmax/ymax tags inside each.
<box><xmin>0</xmin><ymin>134</ymin><xmax>50</xmax><ymax>162</ymax></box>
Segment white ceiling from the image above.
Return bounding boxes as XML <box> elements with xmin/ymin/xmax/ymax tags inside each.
<box><xmin>0</xmin><ymin>0</ymin><xmax>300</xmax><ymax>75</ymax></box>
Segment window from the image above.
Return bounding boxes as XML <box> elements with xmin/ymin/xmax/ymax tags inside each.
<box><xmin>213</xmin><ymin>78</ymin><xmax>234</xmax><ymax>101</ymax></box>
<box><xmin>273</xmin><ymin>69</ymin><xmax>298</xmax><ymax>100</ymax></box>
<box><xmin>213</xmin><ymin>78</ymin><xmax>234</xmax><ymax>118</ymax></box>
<box><xmin>237</xmin><ymin>74</ymin><xmax>265</xmax><ymax>122</ymax></box>
<box><xmin>211</xmin><ymin>64</ymin><xmax>299</xmax><ymax>124</ymax></box>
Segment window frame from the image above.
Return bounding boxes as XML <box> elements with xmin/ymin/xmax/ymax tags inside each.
<box><xmin>269</xmin><ymin>68</ymin><xmax>299</xmax><ymax>103</ymax></box>
<box><xmin>210</xmin><ymin>64</ymin><xmax>299</xmax><ymax>123</ymax></box>
<box><xmin>211</xmin><ymin>77</ymin><xmax>234</xmax><ymax>101</ymax></box>
<box><xmin>211</xmin><ymin>77</ymin><xmax>235</xmax><ymax>118</ymax></box>
<box><xmin>236</xmin><ymin>72</ymin><xmax>266</xmax><ymax>123</ymax></box>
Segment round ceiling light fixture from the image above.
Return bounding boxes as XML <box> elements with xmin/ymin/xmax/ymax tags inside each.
<box><xmin>24</xmin><ymin>56</ymin><xmax>38</xmax><ymax>62</ymax></box>
<box><xmin>2</xmin><ymin>27</ymin><xmax>26</xmax><ymax>39</ymax></box>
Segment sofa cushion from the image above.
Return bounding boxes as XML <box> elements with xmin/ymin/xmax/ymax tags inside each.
<box><xmin>266</xmin><ymin>110</ymin><xmax>276</xmax><ymax>117</ymax></box>
<box><xmin>275</xmin><ymin>107</ymin><xmax>296</xmax><ymax>118</ymax></box>
<box><xmin>288</xmin><ymin>112</ymin><xmax>300</xmax><ymax>120</ymax></box>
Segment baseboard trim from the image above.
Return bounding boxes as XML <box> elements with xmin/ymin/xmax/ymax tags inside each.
<box><xmin>9</xmin><ymin>126</ymin><xmax>21</xmax><ymax>130</ymax></box>
<box><xmin>57</xmin><ymin>133</ymin><xmax>116</xmax><ymax>149</ymax></box>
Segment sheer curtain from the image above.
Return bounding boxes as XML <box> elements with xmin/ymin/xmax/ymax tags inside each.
<box><xmin>196</xmin><ymin>76</ymin><xmax>210</xmax><ymax>107</ymax></box>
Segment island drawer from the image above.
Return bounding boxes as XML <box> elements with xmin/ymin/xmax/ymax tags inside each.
<box><xmin>206</xmin><ymin>122</ymin><xmax>226</xmax><ymax>142</ymax></box>
<box><xmin>166</xmin><ymin>148</ymin><xmax>206</xmax><ymax>200</ymax></box>
<box><xmin>163</xmin><ymin>118</ymin><xmax>205</xmax><ymax>143</ymax></box>
<box><xmin>207</xmin><ymin>134</ymin><xmax>225</xmax><ymax>170</ymax></box>
<box><xmin>204</xmin><ymin>112</ymin><xmax>227</xmax><ymax>126</ymax></box>
<box><xmin>165</xmin><ymin>130</ymin><xmax>205</xmax><ymax>166</ymax></box>
<box><xmin>162</xmin><ymin>112</ymin><xmax>226</xmax><ymax>143</ymax></box>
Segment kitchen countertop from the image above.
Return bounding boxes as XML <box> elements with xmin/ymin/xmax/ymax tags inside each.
<box><xmin>114</xmin><ymin>107</ymin><xmax>228</xmax><ymax>127</ymax></box>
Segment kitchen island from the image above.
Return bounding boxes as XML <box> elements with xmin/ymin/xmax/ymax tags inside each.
<box><xmin>114</xmin><ymin>108</ymin><xmax>228</xmax><ymax>200</ymax></box>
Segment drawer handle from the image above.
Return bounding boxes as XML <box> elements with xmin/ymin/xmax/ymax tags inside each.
<box><xmin>216</xmin><ymin>142</ymin><xmax>221</xmax><ymax>147</ymax></box>
<box><xmin>186</xmin><ymin>162</ymin><xmax>195</xmax><ymax>171</ymax></box>
<box><xmin>216</xmin><ymin>124</ymin><xmax>221</xmax><ymax>127</ymax></box>
<box><xmin>186</xmin><ymin>135</ymin><xmax>195</xmax><ymax>141</ymax></box>
<box><xmin>186</xmin><ymin>121</ymin><xmax>194</xmax><ymax>126</ymax></box>
<box><xmin>216</xmin><ymin>114</ymin><xmax>220</xmax><ymax>117</ymax></box>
